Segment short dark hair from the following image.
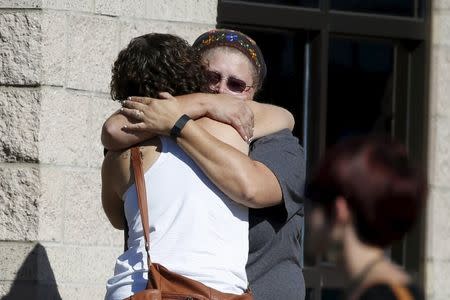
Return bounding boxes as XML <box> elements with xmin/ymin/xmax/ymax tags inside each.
<box><xmin>111</xmin><ymin>33</ymin><xmax>208</xmax><ymax>101</ymax></box>
<box><xmin>307</xmin><ymin>136</ymin><xmax>427</xmax><ymax>248</ymax></box>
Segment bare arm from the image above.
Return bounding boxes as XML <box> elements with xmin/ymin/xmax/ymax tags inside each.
<box><xmin>102</xmin><ymin>93</ymin><xmax>254</xmax><ymax>150</ymax></box>
<box><xmin>250</xmin><ymin>101</ymin><xmax>294</xmax><ymax>139</ymax></box>
<box><xmin>177</xmin><ymin>118</ymin><xmax>282</xmax><ymax>208</ymax></box>
<box><xmin>102</xmin><ymin>112</ymin><xmax>149</xmax><ymax>151</ymax></box>
<box><xmin>101</xmin><ymin>151</ymin><xmax>126</xmax><ymax>229</ymax></box>
<box><xmin>119</xmin><ymin>93</ymin><xmax>283</xmax><ymax>208</ymax></box>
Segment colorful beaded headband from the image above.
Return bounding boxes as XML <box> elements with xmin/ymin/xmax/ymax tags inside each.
<box><xmin>193</xmin><ymin>29</ymin><xmax>267</xmax><ymax>85</ymax></box>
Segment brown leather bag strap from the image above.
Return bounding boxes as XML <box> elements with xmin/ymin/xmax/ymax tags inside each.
<box><xmin>130</xmin><ymin>147</ymin><xmax>152</xmax><ymax>270</ymax></box>
<box><xmin>390</xmin><ymin>285</ymin><xmax>414</xmax><ymax>300</ymax></box>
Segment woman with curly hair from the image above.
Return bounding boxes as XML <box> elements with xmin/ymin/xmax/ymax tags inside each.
<box><xmin>109</xmin><ymin>33</ymin><xmax>209</xmax><ymax>101</ymax></box>
<box><xmin>102</xmin><ymin>33</ymin><xmax>293</xmax><ymax>300</ymax></box>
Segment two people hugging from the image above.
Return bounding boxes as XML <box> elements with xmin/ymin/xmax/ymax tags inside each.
<box><xmin>101</xmin><ymin>29</ymin><xmax>426</xmax><ymax>300</ymax></box>
<box><xmin>101</xmin><ymin>30</ymin><xmax>305</xmax><ymax>300</ymax></box>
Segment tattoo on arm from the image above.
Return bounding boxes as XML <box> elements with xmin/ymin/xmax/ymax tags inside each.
<box><xmin>120</xmin><ymin>151</ymin><xmax>130</xmax><ymax>159</ymax></box>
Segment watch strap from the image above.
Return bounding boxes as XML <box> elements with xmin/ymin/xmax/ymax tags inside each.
<box><xmin>170</xmin><ymin>114</ymin><xmax>191</xmax><ymax>138</ymax></box>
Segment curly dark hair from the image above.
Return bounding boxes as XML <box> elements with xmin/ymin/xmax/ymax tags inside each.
<box><xmin>111</xmin><ymin>33</ymin><xmax>209</xmax><ymax>101</ymax></box>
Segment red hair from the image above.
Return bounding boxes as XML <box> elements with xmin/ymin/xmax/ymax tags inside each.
<box><xmin>307</xmin><ymin>136</ymin><xmax>427</xmax><ymax>247</ymax></box>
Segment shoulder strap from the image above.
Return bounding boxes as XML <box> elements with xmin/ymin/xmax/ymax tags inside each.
<box><xmin>390</xmin><ymin>285</ymin><xmax>414</xmax><ymax>300</ymax></box>
<box><xmin>130</xmin><ymin>147</ymin><xmax>152</xmax><ymax>269</ymax></box>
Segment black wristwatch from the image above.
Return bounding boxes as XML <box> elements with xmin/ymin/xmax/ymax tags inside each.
<box><xmin>170</xmin><ymin>114</ymin><xmax>191</xmax><ymax>138</ymax></box>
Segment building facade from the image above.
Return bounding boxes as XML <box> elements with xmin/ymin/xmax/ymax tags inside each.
<box><xmin>0</xmin><ymin>1</ymin><xmax>216</xmax><ymax>298</ymax></box>
<box><xmin>0</xmin><ymin>0</ymin><xmax>449</xmax><ymax>299</ymax></box>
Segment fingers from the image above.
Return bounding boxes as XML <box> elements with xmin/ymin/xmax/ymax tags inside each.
<box><xmin>120</xmin><ymin>107</ymin><xmax>143</xmax><ymax>120</ymax></box>
<box><xmin>247</xmin><ymin>126</ymin><xmax>254</xmax><ymax>139</ymax></box>
<box><xmin>232</xmin><ymin>119</ymin><xmax>253</xmax><ymax>142</ymax></box>
<box><xmin>228</xmin><ymin>107</ymin><xmax>254</xmax><ymax>142</ymax></box>
<box><xmin>242</xmin><ymin>120</ymin><xmax>253</xmax><ymax>142</ymax></box>
<box><xmin>122</xmin><ymin>100</ymin><xmax>148</xmax><ymax>111</ymax></box>
<box><xmin>246</xmin><ymin>126</ymin><xmax>254</xmax><ymax>142</ymax></box>
<box><xmin>128</xmin><ymin>96</ymin><xmax>153</xmax><ymax>104</ymax></box>
<box><xmin>240</xmin><ymin>107</ymin><xmax>254</xmax><ymax>141</ymax></box>
<box><xmin>234</xmin><ymin>123</ymin><xmax>249</xmax><ymax>142</ymax></box>
<box><xmin>122</xmin><ymin>122</ymin><xmax>146</xmax><ymax>132</ymax></box>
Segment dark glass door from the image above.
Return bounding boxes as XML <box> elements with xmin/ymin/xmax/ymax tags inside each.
<box><xmin>326</xmin><ymin>38</ymin><xmax>394</xmax><ymax>146</ymax></box>
<box><xmin>218</xmin><ymin>0</ymin><xmax>430</xmax><ymax>298</ymax></box>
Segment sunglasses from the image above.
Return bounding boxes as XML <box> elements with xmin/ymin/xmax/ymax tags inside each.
<box><xmin>206</xmin><ymin>70</ymin><xmax>253</xmax><ymax>94</ymax></box>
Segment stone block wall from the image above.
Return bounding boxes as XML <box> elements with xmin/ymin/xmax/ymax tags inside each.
<box><xmin>427</xmin><ymin>2</ymin><xmax>450</xmax><ymax>300</ymax></box>
<box><xmin>0</xmin><ymin>1</ymin><xmax>217</xmax><ymax>298</ymax></box>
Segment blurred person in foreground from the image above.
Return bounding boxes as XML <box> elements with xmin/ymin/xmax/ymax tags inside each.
<box><xmin>307</xmin><ymin>136</ymin><xmax>426</xmax><ymax>300</ymax></box>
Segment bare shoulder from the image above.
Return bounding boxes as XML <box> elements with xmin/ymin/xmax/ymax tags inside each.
<box><xmin>195</xmin><ymin>118</ymin><xmax>248</xmax><ymax>154</ymax></box>
<box><xmin>138</xmin><ymin>138</ymin><xmax>162</xmax><ymax>171</ymax></box>
<box><xmin>248</xmin><ymin>101</ymin><xmax>293</xmax><ymax>121</ymax></box>
<box><xmin>247</xmin><ymin>101</ymin><xmax>295</xmax><ymax>138</ymax></box>
<box><xmin>103</xmin><ymin>137</ymin><xmax>162</xmax><ymax>196</ymax></box>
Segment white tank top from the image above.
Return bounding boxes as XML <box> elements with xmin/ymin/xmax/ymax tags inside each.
<box><xmin>105</xmin><ymin>137</ymin><xmax>249</xmax><ymax>300</ymax></box>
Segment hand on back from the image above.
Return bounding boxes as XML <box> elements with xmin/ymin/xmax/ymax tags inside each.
<box><xmin>120</xmin><ymin>92</ymin><xmax>183</xmax><ymax>136</ymax></box>
<box><xmin>121</xmin><ymin>93</ymin><xmax>255</xmax><ymax>141</ymax></box>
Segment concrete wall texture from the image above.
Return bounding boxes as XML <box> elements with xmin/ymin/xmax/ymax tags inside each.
<box><xmin>0</xmin><ymin>0</ymin><xmax>216</xmax><ymax>298</ymax></box>
<box><xmin>427</xmin><ymin>2</ymin><xmax>450</xmax><ymax>300</ymax></box>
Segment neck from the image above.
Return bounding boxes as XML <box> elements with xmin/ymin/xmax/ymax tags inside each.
<box><xmin>341</xmin><ymin>227</ymin><xmax>384</xmax><ymax>280</ymax></box>
<box><xmin>339</xmin><ymin>226</ymin><xmax>411</xmax><ymax>300</ymax></box>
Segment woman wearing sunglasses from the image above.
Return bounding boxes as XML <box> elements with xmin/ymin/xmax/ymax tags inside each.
<box><xmin>103</xmin><ymin>29</ymin><xmax>306</xmax><ymax>300</ymax></box>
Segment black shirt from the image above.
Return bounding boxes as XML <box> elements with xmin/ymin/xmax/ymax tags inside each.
<box><xmin>247</xmin><ymin>129</ymin><xmax>306</xmax><ymax>300</ymax></box>
<box><xmin>359</xmin><ymin>283</ymin><xmax>424</xmax><ymax>300</ymax></box>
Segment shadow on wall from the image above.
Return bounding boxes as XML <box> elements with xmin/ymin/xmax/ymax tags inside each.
<box><xmin>2</xmin><ymin>243</ymin><xmax>62</xmax><ymax>300</ymax></box>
